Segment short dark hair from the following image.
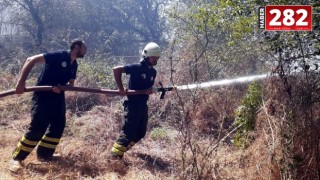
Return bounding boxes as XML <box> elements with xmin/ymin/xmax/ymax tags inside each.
<box><xmin>69</xmin><ymin>38</ymin><xmax>84</xmax><ymax>50</ymax></box>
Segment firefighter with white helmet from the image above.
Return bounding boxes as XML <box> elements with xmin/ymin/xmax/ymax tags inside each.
<box><xmin>111</xmin><ymin>42</ymin><xmax>161</xmax><ymax>160</ymax></box>
<box><xmin>142</xmin><ymin>42</ymin><xmax>161</xmax><ymax>57</ymax></box>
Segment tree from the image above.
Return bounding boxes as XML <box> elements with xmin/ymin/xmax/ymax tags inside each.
<box><xmin>166</xmin><ymin>0</ymin><xmax>320</xmax><ymax>179</ymax></box>
<box><xmin>1</xmin><ymin>0</ymin><xmax>169</xmax><ymax>59</ymax></box>
<box><xmin>2</xmin><ymin>0</ymin><xmax>47</xmax><ymax>48</ymax></box>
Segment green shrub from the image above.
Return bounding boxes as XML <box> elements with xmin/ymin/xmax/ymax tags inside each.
<box><xmin>150</xmin><ymin>127</ymin><xmax>169</xmax><ymax>141</ymax></box>
<box><xmin>77</xmin><ymin>61</ymin><xmax>115</xmax><ymax>88</ymax></box>
<box><xmin>233</xmin><ymin>82</ymin><xmax>262</xmax><ymax>149</ymax></box>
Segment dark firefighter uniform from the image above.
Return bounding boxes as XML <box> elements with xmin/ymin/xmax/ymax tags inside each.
<box><xmin>112</xmin><ymin>59</ymin><xmax>156</xmax><ymax>158</ymax></box>
<box><xmin>12</xmin><ymin>51</ymin><xmax>78</xmax><ymax>161</ymax></box>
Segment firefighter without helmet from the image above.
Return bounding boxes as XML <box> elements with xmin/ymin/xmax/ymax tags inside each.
<box><xmin>142</xmin><ymin>42</ymin><xmax>161</xmax><ymax>57</ymax></box>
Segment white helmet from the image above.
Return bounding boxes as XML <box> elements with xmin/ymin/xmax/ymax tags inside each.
<box><xmin>142</xmin><ymin>42</ymin><xmax>161</xmax><ymax>57</ymax></box>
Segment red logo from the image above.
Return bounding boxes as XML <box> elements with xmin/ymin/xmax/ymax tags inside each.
<box><xmin>261</xmin><ymin>5</ymin><xmax>312</xmax><ymax>31</ymax></box>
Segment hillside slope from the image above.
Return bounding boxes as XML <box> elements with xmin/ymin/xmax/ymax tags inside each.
<box><xmin>0</xmin><ymin>102</ymin><xmax>260</xmax><ymax>179</ymax></box>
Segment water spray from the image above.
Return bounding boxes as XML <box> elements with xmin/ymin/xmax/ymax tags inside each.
<box><xmin>176</xmin><ymin>74</ymin><xmax>269</xmax><ymax>90</ymax></box>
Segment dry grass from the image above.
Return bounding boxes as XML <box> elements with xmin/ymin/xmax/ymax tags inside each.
<box><xmin>0</xmin><ymin>99</ymin><xmax>176</xmax><ymax>179</ymax></box>
<box><xmin>0</xmin><ymin>72</ymin><xmax>17</xmax><ymax>91</ymax></box>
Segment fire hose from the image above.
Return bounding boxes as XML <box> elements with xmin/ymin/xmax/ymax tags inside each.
<box><xmin>0</xmin><ymin>85</ymin><xmax>176</xmax><ymax>99</ymax></box>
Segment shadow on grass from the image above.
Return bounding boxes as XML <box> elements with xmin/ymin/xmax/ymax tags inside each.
<box><xmin>135</xmin><ymin>152</ymin><xmax>172</xmax><ymax>174</ymax></box>
<box><xmin>25</xmin><ymin>155</ymin><xmax>130</xmax><ymax>177</ymax></box>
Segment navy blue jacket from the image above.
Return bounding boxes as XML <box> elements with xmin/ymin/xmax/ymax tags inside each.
<box><xmin>124</xmin><ymin>60</ymin><xmax>156</xmax><ymax>102</ymax></box>
<box><xmin>37</xmin><ymin>51</ymin><xmax>78</xmax><ymax>86</ymax></box>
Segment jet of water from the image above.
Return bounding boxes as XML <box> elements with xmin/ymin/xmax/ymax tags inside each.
<box><xmin>176</xmin><ymin>74</ymin><xmax>269</xmax><ymax>90</ymax></box>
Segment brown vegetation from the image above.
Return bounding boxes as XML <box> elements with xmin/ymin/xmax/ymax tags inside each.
<box><xmin>1</xmin><ymin>52</ymin><xmax>319</xmax><ymax>179</ymax></box>
<box><xmin>1</xmin><ymin>71</ymin><xmax>319</xmax><ymax>179</ymax></box>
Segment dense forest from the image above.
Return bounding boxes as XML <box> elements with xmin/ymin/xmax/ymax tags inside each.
<box><xmin>0</xmin><ymin>0</ymin><xmax>319</xmax><ymax>179</ymax></box>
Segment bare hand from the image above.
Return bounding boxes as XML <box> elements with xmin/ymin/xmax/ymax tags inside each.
<box><xmin>145</xmin><ymin>89</ymin><xmax>154</xmax><ymax>95</ymax></box>
<box><xmin>52</xmin><ymin>86</ymin><xmax>61</xmax><ymax>94</ymax></box>
<box><xmin>118</xmin><ymin>89</ymin><xmax>127</xmax><ymax>96</ymax></box>
<box><xmin>15</xmin><ymin>82</ymin><xmax>26</xmax><ymax>94</ymax></box>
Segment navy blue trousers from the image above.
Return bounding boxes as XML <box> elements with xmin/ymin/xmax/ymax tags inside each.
<box><xmin>12</xmin><ymin>92</ymin><xmax>66</xmax><ymax>161</ymax></box>
<box><xmin>111</xmin><ymin>99</ymin><xmax>148</xmax><ymax>157</ymax></box>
